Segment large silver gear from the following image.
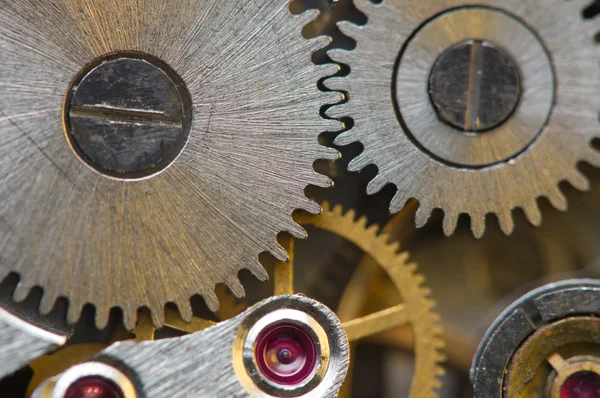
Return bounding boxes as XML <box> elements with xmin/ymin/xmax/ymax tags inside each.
<box><xmin>326</xmin><ymin>0</ymin><xmax>600</xmax><ymax>238</ymax></box>
<box><xmin>0</xmin><ymin>0</ymin><xmax>341</xmax><ymax>329</ymax></box>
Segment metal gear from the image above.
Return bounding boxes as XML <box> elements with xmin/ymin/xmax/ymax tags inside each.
<box><xmin>326</xmin><ymin>0</ymin><xmax>600</xmax><ymax>237</ymax></box>
<box><xmin>0</xmin><ymin>1</ymin><xmax>341</xmax><ymax>329</ymax></box>
<box><xmin>298</xmin><ymin>202</ymin><xmax>445</xmax><ymax>397</ymax></box>
<box><xmin>123</xmin><ymin>202</ymin><xmax>445</xmax><ymax>398</ymax></box>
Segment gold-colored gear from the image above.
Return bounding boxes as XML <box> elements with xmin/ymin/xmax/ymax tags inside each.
<box><xmin>28</xmin><ymin>203</ymin><xmax>445</xmax><ymax>398</ymax></box>
<box><xmin>297</xmin><ymin>202</ymin><xmax>445</xmax><ymax>398</ymax></box>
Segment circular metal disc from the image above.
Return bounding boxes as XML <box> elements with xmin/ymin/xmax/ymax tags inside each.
<box><xmin>0</xmin><ymin>0</ymin><xmax>341</xmax><ymax>329</ymax></box>
<box><xmin>327</xmin><ymin>0</ymin><xmax>600</xmax><ymax>237</ymax></box>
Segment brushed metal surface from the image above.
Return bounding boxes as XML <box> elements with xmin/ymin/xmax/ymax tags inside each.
<box><xmin>327</xmin><ymin>0</ymin><xmax>600</xmax><ymax>237</ymax></box>
<box><xmin>0</xmin><ymin>1</ymin><xmax>341</xmax><ymax>329</ymax></box>
<box><xmin>0</xmin><ymin>306</ymin><xmax>68</xmax><ymax>378</ymax></box>
<box><xmin>33</xmin><ymin>295</ymin><xmax>350</xmax><ymax>398</ymax></box>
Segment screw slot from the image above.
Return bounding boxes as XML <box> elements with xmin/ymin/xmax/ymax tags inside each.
<box><xmin>63</xmin><ymin>52</ymin><xmax>192</xmax><ymax>180</ymax></box>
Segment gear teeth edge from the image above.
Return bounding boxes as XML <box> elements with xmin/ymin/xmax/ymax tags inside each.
<box><xmin>470</xmin><ymin>213</ymin><xmax>486</xmax><ymax>239</ymax></box>
<box><xmin>292</xmin><ymin>7</ymin><xmax>320</xmax><ymax>28</ymax></box>
<box><xmin>225</xmin><ymin>277</ymin><xmax>246</xmax><ymax>299</ymax></box>
<box><xmin>38</xmin><ymin>290</ymin><xmax>58</xmax><ymax>316</ymax></box>
<box><xmin>327</xmin><ymin>49</ymin><xmax>354</xmax><ymax>66</ymax></box>
<box><xmin>547</xmin><ymin>187</ymin><xmax>568</xmax><ymax>211</ymax></box>
<box><xmin>175</xmin><ymin>299</ymin><xmax>194</xmax><ymax>323</ymax></box>
<box><xmin>248</xmin><ymin>258</ymin><xmax>269</xmax><ymax>282</ymax></box>
<box><xmin>523</xmin><ymin>200</ymin><xmax>543</xmax><ymax>227</ymax></box>
<box><xmin>322</xmin><ymin>2</ymin><xmax>600</xmax><ymax>240</ymax></box>
<box><xmin>497</xmin><ymin>210</ymin><xmax>515</xmax><ymax>236</ymax></box>
<box><xmin>415</xmin><ymin>202</ymin><xmax>433</xmax><ymax>228</ymax></box>
<box><xmin>95</xmin><ymin>307</ymin><xmax>111</xmax><ymax>330</ymax></box>
<box><xmin>314</xmin><ymin>204</ymin><xmax>445</xmax><ymax>395</ymax></box>
<box><xmin>336</xmin><ymin>20</ymin><xmax>364</xmax><ymax>39</ymax></box>
<box><xmin>442</xmin><ymin>211</ymin><xmax>459</xmax><ymax>236</ymax></box>
<box><xmin>0</xmin><ymin>3</ymin><xmax>344</xmax><ymax>333</ymax></box>
<box><xmin>12</xmin><ymin>282</ymin><xmax>32</xmax><ymax>303</ymax></box>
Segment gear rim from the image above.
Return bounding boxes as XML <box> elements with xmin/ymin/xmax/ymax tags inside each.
<box><xmin>0</xmin><ymin>0</ymin><xmax>341</xmax><ymax>330</ymax></box>
<box><xmin>326</xmin><ymin>0</ymin><xmax>600</xmax><ymax>238</ymax></box>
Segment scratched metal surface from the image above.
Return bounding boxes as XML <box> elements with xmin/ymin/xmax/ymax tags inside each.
<box><xmin>326</xmin><ymin>0</ymin><xmax>600</xmax><ymax>238</ymax></box>
<box><xmin>0</xmin><ymin>306</ymin><xmax>67</xmax><ymax>378</ymax></box>
<box><xmin>0</xmin><ymin>0</ymin><xmax>341</xmax><ymax>329</ymax></box>
<box><xmin>32</xmin><ymin>295</ymin><xmax>349</xmax><ymax>398</ymax></box>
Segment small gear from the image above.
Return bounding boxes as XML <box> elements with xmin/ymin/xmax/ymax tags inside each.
<box><xmin>127</xmin><ymin>202</ymin><xmax>445</xmax><ymax>398</ymax></box>
<box><xmin>326</xmin><ymin>0</ymin><xmax>600</xmax><ymax>237</ymax></box>
<box><xmin>0</xmin><ymin>0</ymin><xmax>341</xmax><ymax>329</ymax></box>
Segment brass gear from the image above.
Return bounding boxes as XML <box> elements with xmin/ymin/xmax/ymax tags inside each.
<box><xmin>297</xmin><ymin>202</ymin><xmax>445</xmax><ymax>398</ymax></box>
<box><xmin>126</xmin><ymin>202</ymin><xmax>445</xmax><ymax>397</ymax></box>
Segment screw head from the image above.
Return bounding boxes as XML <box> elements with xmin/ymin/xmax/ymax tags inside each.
<box><xmin>429</xmin><ymin>40</ymin><xmax>521</xmax><ymax>132</ymax></box>
<box><xmin>64</xmin><ymin>52</ymin><xmax>192</xmax><ymax>179</ymax></box>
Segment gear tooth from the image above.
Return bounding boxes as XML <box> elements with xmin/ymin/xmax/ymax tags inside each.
<box><xmin>316</xmin><ymin>63</ymin><xmax>341</xmax><ymax>80</ymax></box>
<box><xmin>415</xmin><ymin>203</ymin><xmax>432</xmax><ymax>228</ymax></box>
<box><xmin>323</xmin><ymin>76</ymin><xmax>348</xmax><ymax>93</ymax></box>
<box><xmin>95</xmin><ymin>306</ymin><xmax>111</xmax><ymax>330</ymax></box>
<box><xmin>321</xmin><ymin>91</ymin><xmax>344</xmax><ymax>108</ymax></box>
<box><xmin>332</xmin><ymin>204</ymin><xmax>344</xmax><ymax>216</ymax></box>
<box><xmin>470</xmin><ymin>213</ymin><xmax>486</xmax><ymax>238</ymax></box>
<box><xmin>175</xmin><ymin>300</ymin><xmax>193</xmax><ymax>323</ymax></box>
<box><xmin>67</xmin><ymin>302</ymin><xmax>83</xmax><ymax>325</ymax></box>
<box><xmin>287</xmin><ymin>221</ymin><xmax>308</xmax><ymax>239</ymax></box>
<box><xmin>306</xmin><ymin>35</ymin><xmax>332</xmax><ymax>54</ymax></box>
<box><xmin>294</xmin><ymin>8</ymin><xmax>320</xmax><ymax>27</ymax></box>
<box><xmin>12</xmin><ymin>282</ymin><xmax>32</xmax><ymax>302</ymax></box>
<box><xmin>226</xmin><ymin>278</ymin><xmax>245</xmax><ymax>299</ymax></box>
<box><xmin>397</xmin><ymin>252</ymin><xmax>410</xmax><ymax>264</ymax></box>
<box><xmin>336</xmin><ymin>20</ymin><xmax>362</xmax><ymax>39</ymax></box>
<box><xmin>326</xmin><ymin>101</ymin><xmax>349</xmax><ymax>120</ymax></box>
<box><xmin>414</xmin><ymin>273</ymin><xmax>426</xmax><ymax>286</ymax></box>
<box><xmin>321</xmin><ymin>201</ymin><xmax>331</xmax><ymax>212</ymax></box>
<box><xmin>321</xmin><ymin>119</ymin><xmax>344</xmax><ymax>138</ymax></box>
<box><xmin>390</xmin><ymin>191</ymin><xmax>410</xmax><ymax>214</ymax></box>
<box><xmin>348</xmin><ymin>152</ymin><xmax>371</xmax><ymax>172</ymax></box>
<box><xmin>151</xmin><ymin>308</ymin><xmax>166</xmax><ymax>328</ymax></box>
<box><xmin>498</xmin><ymin>210</ymin><xmax>515</xmax><ymax>235</ymax></box>
<box><xmin>366</xmin><ymin>223</ymin><xmax>381</xmax><ymax>236</ymax></box>
<box><xmin>443</xmin><ymin>211</ymin><xmax>459</xmax><ymax>236</ymax></box>
<box><xmin>250</xmin><ymin>259</ymin><xmax>269</xmax><ymax>282</ymax></box>
<box><xmin>204</xmin><ymin>290</ymin><xmax>220</xmax><ymax>313</ymax></box>
<box><xmin>356</xmin><ymin>217</ymin><xmax>369</xmax><ymax>231</ymax></box>
<box><xmin>327</xmin><ymin>49</ymin><xmax>353</xmax><ymax>65</ymax></box>
<box><xmin>319</xmin><ymin>145</ymin><xmax>341</xmax><ymax>161</ymax></box>
<box><xmin>310</xmin><ymin>170</ymin><xmax>334</xmax><ymax>188</ymax></box>
<box><xmin>298</xmin><ymin>198</ymin><xmax>322</xmax><ymax>215</ymax></box>
<box><xmin>523</xmin><ymin>200</ymin><xmax>542</xmax><ymax>227</ymax></box>
<box><xmin>333</xmin><ymin>130</ymin><xmax>356</xmax><ymax>146</ymax></box>
<box><xmin>271</xmin><ymin>241</ymin><xmax>291</xmax><ymax>262</ymax></box>
<box><xmin>366</xmin><ymin>173</ymin><xmax>389</xmax><ymax>195</ymax></box>
<box><xmin>122</xmin><ymin>307</ymin><xmax>138</xmax><ymax>331</ymax></box>
<box><xmin>39</xmin><ymin>290</ymin><xmax>58</xmax><ymax>315</ymax></box>
<box><xmin>568</xmin><ymin>170</ymin><xmax>591</xmax><ymax>191</ymax></box>
<box><xmin>547</xmin><ymin>187</ymin><xmax>568</xmax><ymax>211</ymax></box>
<box><xmin>344</xmin><ymin>208</ymin><xmax>357</xmax><ymax>221</ymax></box>
<box><xmin>583</xmin><ymin>145</ymin><xmax>600</xmax><ymax>167</ymax></box>
<box><xmin>436</xmin><ymin>365</ymin><xmax>446</xmax><ymax>377</ymax></box>
<box><xmin>387</xmin><ymin>241</ymin><xmax>401</xmax><ymax>254</ymax></box>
